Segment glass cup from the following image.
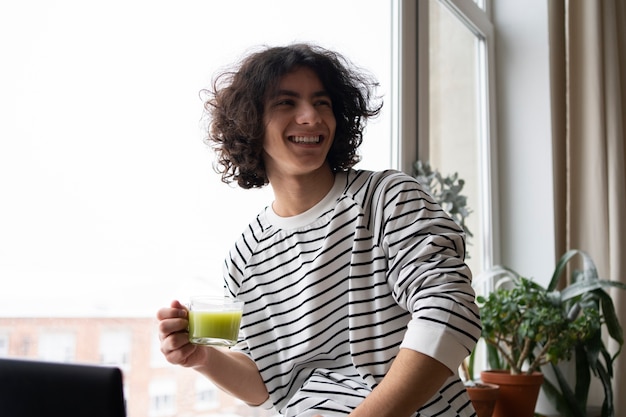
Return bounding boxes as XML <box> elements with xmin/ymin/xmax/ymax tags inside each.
<box><xmin>187</xmin><ymin>296</ymin><xmax>244</xmax><ymax>347</ymax></box>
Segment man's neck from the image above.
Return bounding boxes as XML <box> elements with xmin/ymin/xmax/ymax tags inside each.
<box><xmin>269</xmin><ymin>168</ymin><xmax>335</xmax><ymax>217</ymax></box>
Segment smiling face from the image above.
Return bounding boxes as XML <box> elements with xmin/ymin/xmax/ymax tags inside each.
<box><xmin>262</xmin><ymin>67</ymin><xmax>336</xmax><ymax>182</ymax></box>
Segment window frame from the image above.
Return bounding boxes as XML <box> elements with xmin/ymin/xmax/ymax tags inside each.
<box><xmin>393</xmin><ymin>0</ymin><xmax>500</xmax><ymax>274</ymax></box>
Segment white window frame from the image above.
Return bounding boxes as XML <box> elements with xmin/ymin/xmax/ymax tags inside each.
<box><xmin>392</xmin><ymin>0</ymin><xmax>500</xmax><ymax>274</ymax></box>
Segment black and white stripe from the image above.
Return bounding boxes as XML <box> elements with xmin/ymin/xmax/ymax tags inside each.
<box><xmin>224</xmin><ymin>169</ymin><xmax>481</xmax><ymax>416</ymax></box>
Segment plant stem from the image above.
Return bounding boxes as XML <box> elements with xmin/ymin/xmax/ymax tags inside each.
<box><xmin>527</xmin><ymin>341</ymin><xmax>552</xmax><ymax>374</ymax></box>
<box><xmin>515</xmin><ymin>338</ymin><xmax>533</xmax><ymax>372</ymax></box>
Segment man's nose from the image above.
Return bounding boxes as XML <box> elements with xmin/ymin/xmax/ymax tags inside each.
<box><xmin>295</xmin><ymin>102</ymin><xmax>322</xmax><ymax>124</ymax></box>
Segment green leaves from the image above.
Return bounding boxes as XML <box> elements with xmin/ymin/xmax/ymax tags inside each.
<box><xmin>477</xmin><ymin>275</ymin><xmax>598</xmax><ymax>375</ymax></box>
<box><xmin>413</xmin><ymin>160</ymin><xmax>473</xmax><ymax>239</ymax></box>
<box><xmin>478</xmin><ymin>249</ymin><xmax>624</xmax><ymax>416</ymax></box>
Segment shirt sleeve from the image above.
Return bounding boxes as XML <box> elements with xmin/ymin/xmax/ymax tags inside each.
<box><xmin>377</xmin><ymin>171</ymin><xmax>481</xmax><ymax>372</ymax></box>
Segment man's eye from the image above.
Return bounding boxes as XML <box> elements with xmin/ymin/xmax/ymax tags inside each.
<box><xmin>315</xmin><ymin>99</ymin><xmax>332</xmax><ymax>107</ymax></box>
<box><xmin>275</xmin><ymin>99</ymin><xmax>294</xmax><ymax>106</ymax></box>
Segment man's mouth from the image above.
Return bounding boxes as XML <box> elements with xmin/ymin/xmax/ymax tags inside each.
<box><xmin>289</xmin><ymin>135</ymin><xmax>322</xmax><ymax>144</ymax></box>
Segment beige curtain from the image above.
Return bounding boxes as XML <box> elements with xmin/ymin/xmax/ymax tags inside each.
<box><xmin>550</xmin><ymin>0</ymin><xmax>626</xmax><ymax>412</ymax></box>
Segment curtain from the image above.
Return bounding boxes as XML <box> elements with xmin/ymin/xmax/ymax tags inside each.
<box><xmin>550</xmin><ymin>0</ymin><xmax>626</xmax><ymax>412</ymax></box>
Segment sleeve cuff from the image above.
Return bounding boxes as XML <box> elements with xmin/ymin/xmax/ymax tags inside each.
<box><xmin>399</xmin><ymin>320</ymin><xmax>469</xmax><ymax>372</ymax></box>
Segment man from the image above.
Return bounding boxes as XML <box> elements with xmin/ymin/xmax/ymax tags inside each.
<box><xmin>157</xmin><ymin>43</ymin><xmax>481</xmax><ymax>417</ymax></box>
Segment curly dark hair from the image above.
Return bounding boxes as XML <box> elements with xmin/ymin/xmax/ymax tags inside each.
<box><xmin>202</xmin><ymin>43</ymin><xmax>382</xmax><ymax>189</ymax></box>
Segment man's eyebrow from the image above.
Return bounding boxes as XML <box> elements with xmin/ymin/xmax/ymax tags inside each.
<box><xmin>270</xmin><ymin>89</ymin><xmax>331</xmax><ymax>99</ymax></box>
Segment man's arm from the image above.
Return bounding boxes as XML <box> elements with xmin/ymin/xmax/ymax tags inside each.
<box><xmin>193</xmin><ymin>348</ymin><xmax>270</xmax><ymax>406</ymax></box>
<box><xmin>348</xmin><ymin>348</ymin><xmax>452</xmax><ymax>417</ymax></box>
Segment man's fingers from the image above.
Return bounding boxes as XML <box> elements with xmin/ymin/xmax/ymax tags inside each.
<box><xmin>160</xmin><ymin>331</ymin><xmax>189</xmax><ymax>352</ymax></box>
<box><xmin>156</xmin><ymin>305</ymin><xmax>187</xmax><ymax>321</ymax></box>
<box><xmin>158</xmin><ymin>317</ymin><xmax>188</xmax><ymax>339</ymax></box>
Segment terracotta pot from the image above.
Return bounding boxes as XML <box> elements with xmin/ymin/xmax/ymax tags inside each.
<box><xmin>480</xmin><ymin>370</ymin><xmax>543</xmax><ymax>417</ymax></box>
<box><xmin>466</xmin><ymin>382</ymin><xmax>500</xmax><ymax>417</ymax></box>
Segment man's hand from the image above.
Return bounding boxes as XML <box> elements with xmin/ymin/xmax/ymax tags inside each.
<box><xmin>157</xmin><ymin>300</ymin><xmax>270</xmax><ymax>406</ymax></box>
<box><xmin>157</xmin><ymin>300</ymin><xmax>209</xmax><ymax>367</ymax></box>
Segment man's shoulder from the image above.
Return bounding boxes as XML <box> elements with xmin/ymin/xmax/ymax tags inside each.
<box><xmin>343</xmin><ymin>168</ymin><xmax>418</xmax><ymax>197</ymax></box>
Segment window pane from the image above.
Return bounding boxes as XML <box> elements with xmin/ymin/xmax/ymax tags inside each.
<box><xmin>428</xmin><ymin>0</ymin><xmax>485</xmax><ymax>275</ymax></box>
<box><xmin>0</xmin><ymin>1</ymin><xmax>392</xmax><ymax>416</ymax></box>
<box><xmin>473</xmin><ymin>0</ymin><xmax>486</xmax><ymax>10</ymax></box>
<box><xmin>100</xmin><ymin>329</ymin><xmax>132</xmax><ymax>368</ymax></box>
<box><xmin>38</xmin><ymin>331</ymin><xmax>76</xmax><ymax>363</ymax></box>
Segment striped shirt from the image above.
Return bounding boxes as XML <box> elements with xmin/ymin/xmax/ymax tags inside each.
<box><xmin>224</xmin><ymin>169</ymin><xmax>481</xmax><ymax>416</ymax></box>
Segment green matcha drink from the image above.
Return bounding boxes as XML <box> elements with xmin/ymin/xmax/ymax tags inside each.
<box><xmin>188</xmin><ymin>296</ymin><xmax>243</xmax><ymax>346</ymax></box>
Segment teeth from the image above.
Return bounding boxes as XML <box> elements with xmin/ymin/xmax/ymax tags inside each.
<box><xmin>291</xmin><ymin>136</ymin><xmax>320</xmax><ymax>143</ymax></box>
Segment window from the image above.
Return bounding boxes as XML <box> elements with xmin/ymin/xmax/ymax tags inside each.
<box><xmin>195</xmin><ymin>377</ymin><xmax>219</xmax><ymax>410</ymax></box>
<box><xmin>18</xmin><ymin>336</ymin><xmax>33</xmax><ymax>357</ymax></box>
<box><xmin>38</xmin><ymin>331</ymin><xmax>76</xmax><ymax>363</ymax></box>
<box><xmin>100</xmin><ymin>329</ymin><xmax>132</xmax><ymax>368</ymax></box>
<box><xmin>1</xmin><ymin>1</ymin><xmax>392</xmax><ymax>417</ymax></box>
<box><xmin>410</xmin><ymin>0</ymin><xmax>499</xmax><ymax>276</ymax></box>
<box><xmin>404</xmin><ymin>0</ymin><xmax>499</xmax><ymax>380</ymax></box>
<box><xmin>0</xmin><ymin>1</ymin><xmax>393</xmax><ymax>305</ymax></box>
<box><xmin>149</xmin><ymin>379</ymin><xmax>176</xmax><ymax>417</ymax></box>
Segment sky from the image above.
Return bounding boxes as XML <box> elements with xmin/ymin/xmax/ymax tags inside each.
<box><xmin>0</xmin><ymin>0</ymin><xmax>393</xmax><ymax>316</ymax></box>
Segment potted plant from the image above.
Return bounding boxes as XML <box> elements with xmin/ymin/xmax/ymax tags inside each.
<box><xmin>460</xmin><ymin>360</ymin><xmax>500</xmax><ymax>417</ymax></box>
<box><xmin>538</xmin><ymin>250</ymin><xmax>625</xmax><ymax>417</ymax></box>
<box><xmin>414</xmin><ymin>160</ymin><xmax>626</xmax><ymax>416</ymax></box>
<box><xmin>476</xmin><ymin>250</ymin><xmax>626</xmax><ymax>417</ymax></box>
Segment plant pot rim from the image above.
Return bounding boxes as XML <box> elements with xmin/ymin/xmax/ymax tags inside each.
<box><xmin>480</xmin><ymin>369</ymin><xmax>544</xmax><ymax>386</ymax></box>
<box><xmin>465</xmin><ymin>381</ymin><xmax>500</xmax><ymax>390</ymax></box>
<box><xmin>480</xmin><ymin>369</ymin><xmax>543</xmax><ymax>376</ymax></box>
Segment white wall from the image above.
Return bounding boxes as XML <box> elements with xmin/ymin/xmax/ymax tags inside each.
<box><xmin>493</xmin><ymin>0</ymin><xmax>556</xmax><ymax>284</ymax></box>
